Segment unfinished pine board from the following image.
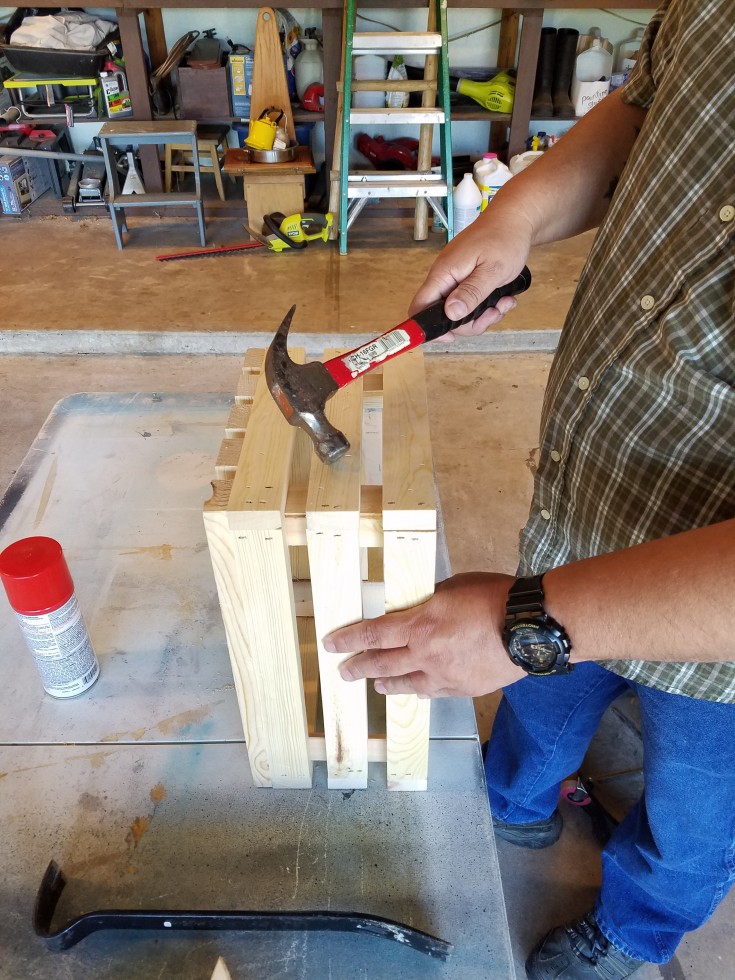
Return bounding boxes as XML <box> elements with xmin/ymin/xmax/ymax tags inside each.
<box><xmin>306</xmin><ymin>351</ymin><xmax>368</xmax><ymax>789</ymax></box>
<box><xmin>382</xmin><ymin>349</ymin><xmax>436</xmax><ymax>532</ymax></box>
<box><xmin>204</xmin><ymin>347</ymin><xmax>312</xmax><ymax>789</ymax></box>
<box><xmin>225</xmin><ymin>403</ymin><xmax>251</xmax><ymax>437</ymax></box>
<box><xmin>205</xmin><ymin>347</ymin><xmax>437</xmax><ymax>790</ymax></box>
<box><xmin>382</xmin><ymin>351</ymin><xmax>437</xmax><ymax>791</ymax></box>
<box><xmin>250</xmin><ymin>7</ymin><xmax>296</xmax><ymax>142</ymax></box>
<box><xmin>201</xmin><ymin>506</ymin><xmax>273</xmax><ymax>786</ymax></box>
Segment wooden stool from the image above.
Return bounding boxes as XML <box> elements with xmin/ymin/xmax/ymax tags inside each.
<box><xmin>164</xmin><ymin>124</ymin><xmax>229</xmax><ymax>201</ymax></box>
<box><xmin>98</xmin><ymin>120</ymin><xmax>205</xmax><ymax>250</ymax></box>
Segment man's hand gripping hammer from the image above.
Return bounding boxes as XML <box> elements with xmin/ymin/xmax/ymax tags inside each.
<box><xmin>265</xmin><ymin>266</ymin><xmax>532</xmax><ymax>464</ymax></box>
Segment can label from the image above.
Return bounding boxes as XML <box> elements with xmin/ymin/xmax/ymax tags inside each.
<box><xmin>16</xmin><ymin>593</ymin><xmax>99</xmax><ymax>698</ymax></box>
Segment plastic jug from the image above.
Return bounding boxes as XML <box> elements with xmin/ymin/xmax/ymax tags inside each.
<box><xmin>294</xmin><ymin>38</ymin><xmax>323</xmax><ymax>103</ymax></box>
<box><xmin>615</xmin><ymin>27</ymin><xmax>645</xmax><ymax>73</ymax></box>
<box><xmin>353</xmin><ymin>54</ymin><xmax>386</xmax><ymax>109</ymax></box>
<box><xmin>100</xmin><ymin>62</ymin><xmax>132</xmax><ymax>118</ymax></box>
<box><xmin>509</xmin><ymin>150</ymin><xmax>545</xmax><ymax>175</ymax></box>
<box><xmin>473</xmin><ymin>153</ymin><xmax>513</xmax><ymax>210</ymax></box>
<box><xmin>575</xmin><ymin>38</ymin><xmax>613</xmax><ymax>83</ymax></box>
<box><xmin>453</xmin><ymin>172</ymin><xmax>482</xmax><ymax>234</ymax></box>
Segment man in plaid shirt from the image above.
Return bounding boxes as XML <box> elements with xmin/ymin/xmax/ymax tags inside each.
<box><xmin>326</xmin><ymin>1</ymin><xmax>735</xmax><ymax>976</ymax></box>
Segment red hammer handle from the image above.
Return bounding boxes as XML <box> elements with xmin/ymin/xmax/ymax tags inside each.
<box><xmin>322</xmin><ymin>266</ymin><xmax>532</xmax><ymax>388</ymax></box>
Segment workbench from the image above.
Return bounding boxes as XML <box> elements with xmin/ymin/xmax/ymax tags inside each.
<box><xmin>0</xmin><ymin>392</ymin><xmax>515</xmax><ymax>978</ymax></box>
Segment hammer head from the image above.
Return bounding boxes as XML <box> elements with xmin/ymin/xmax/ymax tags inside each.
<box><xmin>265</xmin><ymin>306</ymin><xmax>351</xmax><ymax>465</ymax></box>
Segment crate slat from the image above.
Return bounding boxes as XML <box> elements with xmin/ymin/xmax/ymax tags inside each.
<box><xmin>382</xmin><ymin>352</ymin><xmax>436</xmax><ymax>790</ymax></box>
<box><xmin>202</xmin><ymin>508</ymin><xmax>273</xmax><ymax>787</ymax></box>
<box><xmin>382</xmin><ymin>349</ymin><xmax>436</xmax><ymax>532</ymax></box>
<box><xmin>306</xmin><ymin>354</ymin><xmax>368</xmax><ymax>789</ymax></box>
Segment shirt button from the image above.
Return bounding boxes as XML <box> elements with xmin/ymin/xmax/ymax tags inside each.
<box><xmin>720</xmin><ymin>205</ymin><xmax>735</xmax><ymax>223</ymax></box>
<box><xmin>640</xmin><ymin>295</ymin><xmax>655</xmax><ymax>311</ymax></box>
<box><xmin>540</xmin><ymin>509</ymin><xmax>552</xmax><ymax>521</ymax></box>
<box><xmin>550</xmin><ymin>449</ymin><xmax>562</xmax><ymax>462</ymax></box>
<box><xmin>578</xmin><ymin>376</ymin><xmax>590</xmax><ymax>391</ymax></box>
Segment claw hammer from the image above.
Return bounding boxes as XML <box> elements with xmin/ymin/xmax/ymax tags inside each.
<box><xmin>265</xmin><ymin>266</ymin><xmax>532</xmax><ymax>464</ymax></box>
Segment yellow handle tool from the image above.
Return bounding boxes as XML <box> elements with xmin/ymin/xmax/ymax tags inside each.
<box><xmin>261</xmin><ymin>212</ymin><xmax>334</xmax><ymax>251</ymax></box>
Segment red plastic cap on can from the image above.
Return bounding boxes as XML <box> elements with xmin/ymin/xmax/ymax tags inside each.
<box><xmin>0</xmin><ymin>537</ymin><xmax>75</xmax><ymax>615</ymax></box>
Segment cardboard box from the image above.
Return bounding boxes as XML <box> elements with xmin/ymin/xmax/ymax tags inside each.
<box><xmin>0</xmin><ymin>154</ymin><xmax>52</xmax><ymax>214</ymax></box>
<box><xmin>229</xmin><ymin>52</ymin><xmax>254</xmax><ymax>117</ymax></box>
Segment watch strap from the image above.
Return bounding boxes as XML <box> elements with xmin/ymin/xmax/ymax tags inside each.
<box><xmin>506</xmin><ymin>574</ymin><xmax>546</xmax><ymax>619</ymax></box>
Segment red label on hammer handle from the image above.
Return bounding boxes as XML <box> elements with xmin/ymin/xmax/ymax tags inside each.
<box><xmin>323</xmin><ymin>318</ymin><xmax>426</xmax><ymax>388</ymax></box>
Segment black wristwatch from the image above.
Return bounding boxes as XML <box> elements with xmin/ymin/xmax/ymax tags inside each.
<box><xmin>503</xmin><ymin>574</ymin><xmax>574</xmax><ymax>676</ymax></box>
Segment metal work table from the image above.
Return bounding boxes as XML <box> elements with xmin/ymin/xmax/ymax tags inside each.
<box><xmin>0</xmin><ymin>392</ymin><xmax>515</xmax><ymax>978</ymax></box>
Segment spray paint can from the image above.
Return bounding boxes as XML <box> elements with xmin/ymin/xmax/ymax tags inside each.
<box><xmin>0</xmin><ymin>536</ymin><xmax>100</xmax><ymax>698</ymax></box>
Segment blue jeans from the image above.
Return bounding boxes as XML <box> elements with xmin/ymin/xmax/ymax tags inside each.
<box><xmin>485</xmin><ymin>662</ymin><xmax>735</xmax><ymax>963</ymax></box>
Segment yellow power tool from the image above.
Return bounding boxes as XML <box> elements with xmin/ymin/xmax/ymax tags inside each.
<box><xmin>246</xmin><ymin>211</ymin><xmax>334</xmax><ymax>252</ymax></box>
<box><xmin>156</xmin><ymin>212</ymin><xmax>333</xmax><ymax>262</ymax></box>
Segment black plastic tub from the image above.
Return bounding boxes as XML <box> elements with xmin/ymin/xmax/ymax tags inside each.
<box><xmin>0</xmin><ymin>36</ymin><xmax>118</xmax><ymax>77</ymax></box>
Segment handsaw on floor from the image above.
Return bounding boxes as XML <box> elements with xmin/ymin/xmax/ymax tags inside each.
<box><xmin>156</xmin><ymin>212</ymin><xmax>333</xmax><ymax>262</ymax></box>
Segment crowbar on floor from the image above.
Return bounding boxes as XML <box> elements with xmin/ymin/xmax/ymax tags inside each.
<box><xmin>34</xmin><ymin>860</ymin><xmax>453</xmax><ymax>961</ymax></box>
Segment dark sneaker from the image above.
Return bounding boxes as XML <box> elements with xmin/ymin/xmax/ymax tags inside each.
<box><xmin>526</xmin><ymin>911</ymin><xmax>644</xmax><ymax>979</ymax></box>
<box><xmin>482</xmin><ymin>740</ymin><xmax>563</xmax><ymax>849</ymax></box>
<box><xmin>492</xmin><ymin>808</ymin><xmax>563</xmax><ymax>849</ymax></box>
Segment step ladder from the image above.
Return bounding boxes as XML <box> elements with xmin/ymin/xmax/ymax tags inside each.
<box><xmin>330</xmin><ymin>0</ymin><xmax>453</xmax><ymax>254</ymax></box>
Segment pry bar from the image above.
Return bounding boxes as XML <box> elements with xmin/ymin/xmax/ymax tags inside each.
<box><xmin>34</xmin><ymin>861</ymin><xmax>453</xmax><ymax>961</ymax></box>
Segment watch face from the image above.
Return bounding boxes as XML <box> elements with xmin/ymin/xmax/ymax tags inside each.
<box><xmin>506</xmin><ymin>623</ymin><xmax>563</xmax><ymax>671</ymax></box>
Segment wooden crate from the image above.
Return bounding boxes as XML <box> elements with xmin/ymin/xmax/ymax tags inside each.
<box><xmin>203</xmin><ymin>346</ymin><xmax>436</xmax><ymax>790</ymax></box>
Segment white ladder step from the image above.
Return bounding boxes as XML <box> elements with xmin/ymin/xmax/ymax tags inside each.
<box><xmin>349</xmin><ymin>107</ymin><xmax>445</xmax><ymax>125</ymax></box>
<box><xmin>347</xmin><ymin>177</ymin><xmax>448</xmax><ymax>199</ymax></box>
<box><xmin>353</xmin><ymin>32</ymin><xmax>442</xmax><ymax>55</ymax></box>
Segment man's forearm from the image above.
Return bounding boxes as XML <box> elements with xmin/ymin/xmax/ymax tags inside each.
<box><xmin>324</xmin><ymin>518</ymin><xmax>735</xmax><ymax>698</ymax></box>
<box><xmin>544</xmin><ymin>518</ymin><xmax>735</xmax><ymax>664</ymax></box>
<box><xmin>491</xmin><ymin>88</ymin><xmax>648</xmax><ymax>246</ymax></box>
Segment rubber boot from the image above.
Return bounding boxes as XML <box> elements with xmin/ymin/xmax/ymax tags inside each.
<box><xmin>531</xmin><ymin>27</ymin><xmax>556</xmax><ymax>118</ymax></box>
<box><xmin>552</xmin><ymin>28</ymin><xmax>579</xmax><ymax>119</ymax></box>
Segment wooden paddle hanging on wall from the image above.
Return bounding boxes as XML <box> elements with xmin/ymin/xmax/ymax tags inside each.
<box><xmin>250</xmin><ymin>7</ymin><xmax>296</xmax><ymax>143</ymax></box>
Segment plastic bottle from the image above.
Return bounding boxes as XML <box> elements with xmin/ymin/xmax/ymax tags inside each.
<box><xmin>453</xmin><ymin>172</ymin><xmax>482</xmax><ymax>234</ymax></box>
<box><xmin>575</xmin><ymin>38</ymin><xmax>613</xmax><ymax>83</ymax></box>
<box><xmin>615</xmin><ymin>27</ymin><xmax>645</xmax><ymax>73</ymax></box>
<box><xmin>509</xmin><ymin>150</ymin><xmax>545</xmax><ymax>175</ymax></box>
<box><xmin>385</xmin><ymin>54</ymin><xmax>409</xmax><ymax>109</ymax></box>
<box><xmin>0</xmin><ymin>536</ymin><xmax>100</xmax><ymax>699</ymax></box>
<box><xmin>100</xmin><ymin>61</ymin><xmax>132</xmax><ymax>118</ymax></box>
<box><xmin>353</xmin><ymin>54</ymin><xmax>386</xmax><ymax>109</ymax></box>
<box><xmin>294</xmin><ymin>38</ymin><xmax>323</xmax><ymax>103</ymax></box>
<box><xmin>473</xmin><ymin>152</ymin><xmax>513</xmax><ymax>210</ymax></box>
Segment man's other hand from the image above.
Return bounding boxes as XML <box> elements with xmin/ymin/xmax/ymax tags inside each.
<box><xmin>323</xmin><ymin>572</ymin><xmax>526</xmax><ymax>698</ymax></box>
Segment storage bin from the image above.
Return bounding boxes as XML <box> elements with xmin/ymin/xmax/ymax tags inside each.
<box><xmin>0</xmin><ymin>35</ymin><xmax>118</xmax><ymax>76</ymax></box>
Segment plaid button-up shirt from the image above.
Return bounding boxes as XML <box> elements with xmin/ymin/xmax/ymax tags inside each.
<box><xmin>518</xmin><ymin>0</ymin><xmax>735</xmax><ymax>701</ymax></box>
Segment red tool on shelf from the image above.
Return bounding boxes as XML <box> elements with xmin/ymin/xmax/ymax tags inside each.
<box><xmin>355</xmin><ymin>133</ymin><xmax>439</xmax><ymax>170</ymax></box>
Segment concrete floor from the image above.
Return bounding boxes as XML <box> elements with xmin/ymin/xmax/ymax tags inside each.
<box><xmin>1</xmin><ymin>211</ymin><xmax>732</xmax><ymax>979</ymax></box>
